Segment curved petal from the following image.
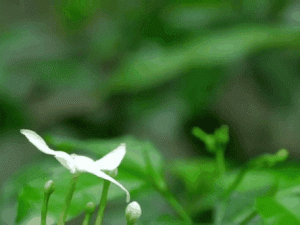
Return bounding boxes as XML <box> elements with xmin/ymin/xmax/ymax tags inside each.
<box><xmin>20</xmin><ymin>129</ymin><xmax>56</xmax><ymax>155</ymax></box>
<box><xmin>83</xmin><ymin>166</ymin><xmax>130</xmax><ymax>202</ymax></box>
<box><xmin>94</xmin><ymin>144</ymin><xmax>126</xmax><ymax>171</ymax></box>
<box><xmin>71</xmin><ymin>154</ymin><xmax>95</xmax><ymax>172</ymax></box>
<box><xmin>54</xmin><ymin>151</ymin><xmax>77</xmax><ymax>174</ymax></box>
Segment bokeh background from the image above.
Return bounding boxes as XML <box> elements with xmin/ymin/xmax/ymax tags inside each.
<box><xmin>1</xmin><ymin>0</ymin><xmax>300</xmax><ymax>223</ymax></box>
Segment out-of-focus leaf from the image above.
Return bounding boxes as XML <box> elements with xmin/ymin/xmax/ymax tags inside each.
<box><xmin>0</xmin><ymin>135</ymin><xmax>163</xmax><ymax>224</ymax></box>
<box><xmin>252</xmin><ymin>50</ymin><xmax>300</xmax><ymax>106</ymax></box>
<box><xmin>7</xmin><ymin>59</ymin><xmax>98</xmax><ymax>90</ymax></box>
<box><xmin>214</xmin><ymin>169</ymin><xmax>276</xmax><ymax>224</ymax></box>
<box><xmin>214</xmin><ymin>186</ymin><xmax>270</xmax><ymax>224</ymax></box>
<box><xmin>0</xmin><ymin>23</ymin><xmax>67</xmax><ymax>102</ymax></box>
<box><xmin>214</xmin><ymin>161</ymin><xmax>300</xmax><ymax>225</ymax></box>
<box><xmin>256</xmin><ymin>196</ymin><xmax>300</xmax><ymax>225</ymax></box>
<box><xmin>54</xmin><ymin>0</ymin><xmax>100</xmax><ymax>32</ymax></box>
<box><xmin>164</xmin><ymin>6</ymin><xmax>236</xmax><ymax>30</ymax></box>
<box><xmin>169</xmin><ymin>158</ymin><xmax>218</xmax><ymax>195</ymax></box>
<box><xmin>169</xmin><ymin>158</ymin><xmax>219</xmax><ymax>214</ymax></box>
<box><xmin>272</xmin><ymin>185</ymin><xmax>300</xmax><ymax>222</ymax></box>
<box><xmin>110</xmin><ymin>24</ymin><xmax>300</xmax><ymax>92</ymax></box>
<box><xmin>242</xmin><ymin>0</ymin><xmax>271</xmax><ymax>19</ymax></box>
<box><xmin>253</xmin><ymin>169</ymin><xmax>300</xmax><ymax>225</ymax></box>
<box><xmin>179</xmin><ymin>66</ymin><xmax>225</xmax><ymax>115</ymax></box>
<box><xmin>0</xmin><ymin>24</ymin><xmax>66</xmax><ymax>65</ymax></box>
<box><xmin>87</xmin><ymin>17</ymin><xmax>121</xmax><ymax>61</ymax></box>
<box><xmin>148</xmin><ymin>220</ymin><xmax>184</xmax><ymax>225</ymax></box>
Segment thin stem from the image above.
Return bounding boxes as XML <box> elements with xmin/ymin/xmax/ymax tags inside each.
<box><xmin>82</xmin><ymin>213</ymin><xmax>92</xmax><ymax>225</ymax></box>
<box><xmin>143</xmin><ymin>150</ymin><xmax>192</xmax><ymax>224</ymax></box>
<box><xmin>240</xmin><ymin>210</ymin><xmax>257</xmax><ymax>225</ymax></box>
<box><xmin>216</xmin><ymin>149</ymin><xmax>225</xmax><ymax>176</ymax></box>
<box><xmin>57</xmin><ymin>174</ymin><xmax>80</xmax><ymax>225</ymax></box>
<box><xmin>222</xmin><ymin>167</ymin><xmax>248</xmax><ymax>199</ymax></box>
<box><xmin>82</xmin><ymin>202</ymin><xmax>95</xmax><ymax>225</ymax></box>
<box><xmin>126</xmin><ymin>221</ymin><xmax>135</xmax><ymax>225</ymax></box>
<box><xmin>41</xmin><ymin>193</ymin><xmax>50</xmax><ymax>225</ymax></box>
<box><xmin>160</xmin><ymin>189</ymin><xmax>193</xmax><ymax>225</ymax></box>
<box><xmin>95</xmin><ymin>180</ymin><xmax>111</xmax><ymax>225</ymax></box>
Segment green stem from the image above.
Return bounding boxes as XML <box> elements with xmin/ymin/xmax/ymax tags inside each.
<box><xmin>240</xmin><ymin>210</ymin><xmax>257</xmax><ymax>225</ymax></box>
<box><xmin>41</xmin><ymin>193</ymin><xmax>50</xmax><ymax>225</ymax></box>
<box><xmin>160</xmin><ymin>189</ymin><xmax>193</xmax><ymax>225</ymax></box>
<box><xmin>126</xmin><ymin>221</ymin><xmax>135</xmax><ymax>225</ymax></box>
<box><xmin>143</xmin><ymin>150</ymin><xmax>192</xmax><ymax>224</ymax></box>
<box><xmin>222</xmin><ymin>167</ymin><xmax>248</xmax><ymax>199</ymax></box>
<box><xmin>57</xmin><ymin>174</ymin><xmax>80</xmax><ymax>225</ymax></box>
<box><xmin>95</xmin><ymin>180</ymin><xmax>111</xmax><ymax>225</ymax></box>
<box><xmin>82</xmin><ymin>202</ymin><xmax>95</xmax><ymax>225</ymax></box>
<box><xmin>82</xmin><ymin>213</ymin><xmax>92</xmax><ymax>225</ymax></box>
<box><xmin>216</xmin><ymin>149</ymin><xmax>225</xmax><ymax>176</ymax></box>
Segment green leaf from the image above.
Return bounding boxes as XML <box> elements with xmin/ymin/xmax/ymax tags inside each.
<box><xmin>214</xmin><ymin>162</ymin><xmax>300</xmax><ymax>225</ymax></box>
<box><xmin>214</xmin><ymin>170</ymin><xmax>276</xmax><ymax>224</ymax></box>
<box><xmin>169</xmin><ymin>158</ymin><xmax>219</xmax><ymax>214</ymax></box>
<box><xmin>0</xmin><ymin>135</ymin><xmax>164</xmax><ymax>224</ymax></box>
<box><xmin>256</xmin><ymin>196</ymin><xmax>300</xmax><ymax>225</ymax></box>
<box><xmin>8</xmin><ymin>58</ymin><xmax>98</xmax><ymax>90</ymax></box>
<box><xmin>169</xmin><ymin>158</ymin><xmax>218</xmax><ymax>195</ymax></box>
<box><xmin>110</xmin><ymin>24</ymin><xmax>300</xmax><ymax>92</ymax></box>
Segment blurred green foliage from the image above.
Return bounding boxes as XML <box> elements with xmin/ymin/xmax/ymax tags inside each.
<box><xmin>0</xmin><ymin>0</ymin><xmax>299</xmax><ymax>136</ymax></box>
<box><xmin>1</xmin><ymin>0</ymin><xmax>300</xmax><ymax>224</ymax></box>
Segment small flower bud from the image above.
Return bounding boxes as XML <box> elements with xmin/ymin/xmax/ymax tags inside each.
<box><xmin>44</xmin><ymin>180</ymin><xmax>55</xmax><ymax>195</ymax></box>
<box><xmin>85</xmin><ymin>202</ymin><xmax>95</xmax><ymax>214</ymax></box>
<box><xmin>125</xmin><ymin>201</ymin><xmax>142</xmax><ymax>223</ymax></box>
<box><xmin>215</xmin><ymin>125</ymin><xmax>229</xmax><ymax>145</ymax></box>
<box><xmin>276</xmin><ymin>149</ymin><xmax>288</xmax><ymax>161</ymax></box>
<box><xmin>83</xmin><ymin>202</ymin><xmax>95</xmax><ymax>225</ymax></box>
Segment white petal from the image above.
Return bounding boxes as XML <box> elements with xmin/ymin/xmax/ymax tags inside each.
<box><xmin>54</xmin><ymin>151</ymin><xmax>77</xmax><ymax>173</ymax></box>
<box><xmin>71</xmin><ymin>154</ymin><xmax>95</xmax><ymax>172</ymax></box>
<box><xmin>20</xmin><ymin>129</ymin><xmax>56</xmax><ymax>155</ymax></box>
<box><xmin>83</xmin><ymin>166</ymin><xmax>130</xmax><ymax>202</ymax></box>
<box><xmin>94</xmin><ymin>144</ymin><xmax>126</xmax><ymax>171</ymax></box>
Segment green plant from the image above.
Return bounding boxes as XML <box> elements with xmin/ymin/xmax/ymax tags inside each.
<box><xmin>0</xmin><ymin>126</ymin><xmax>299</xmax><ymax>224</ymax></box>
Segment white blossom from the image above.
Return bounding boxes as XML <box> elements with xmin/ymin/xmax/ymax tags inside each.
<box><xmin>20</xmin><ymin>129</ymin><xmax>130</xmax><ymax>202</ymax></box>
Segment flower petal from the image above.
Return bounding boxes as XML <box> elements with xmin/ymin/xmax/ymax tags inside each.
<box><xmin>83</xmin><ymin>166</ymin><xmax>130</xmax><ymax>202</ymax></box>
<box><xmin>71</xmin><ymin>154</ymin><xmax>95</xmax><ymax>172</ymax></box>
<box><xmin>94</xmin><ymin>144</ymin><xmax>126</xmax><ymax>171</ymax></box>
<box><xmin>54</xmin><ymin>151</ymin><xmax>77</xmax><ymax>174</ymax></box>
<box><xmin>20</xmin><ymin>129</ymin><xmax>56</xmax><ymax>155</ymax></box>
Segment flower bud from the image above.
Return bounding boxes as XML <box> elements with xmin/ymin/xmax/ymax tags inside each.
<box><xmin>215</xmin><ymin>125</ymin><xmax>229</xmax><ymax>145</ymax></box>
<box><xmin>44</xmin><ymin>180</ymin><xmax>55</xmax><ymax>195</ymax></box>
<box><xmin>85</xmin><ymin>202</ymin><xmax>95</xmax><ymax>214</ymax></box>
<box><xmin>125</xmin><ymin>201</ymin><xmax>141</xmax><ymax>223</ymax></box>
<box><xmin>276</xmin><ymin>149</ymin><xmax>288</xmax><ymax>161</ymax></box>
<box><xmin>83</xmin><ymin>202</ymin><xmax>95</xmax><ymax>225</ymax></box>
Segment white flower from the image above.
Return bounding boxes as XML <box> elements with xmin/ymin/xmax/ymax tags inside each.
<box><xmin>20</xmin><ymin>129</ymin><xmax>130</xmax><ymax>202</ymax></box>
